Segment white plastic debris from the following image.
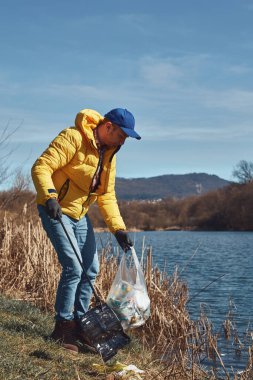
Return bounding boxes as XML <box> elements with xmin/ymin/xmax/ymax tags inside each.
<box><xmin>92</xmin><ymin>361</ymin><xmax>145</xmax><ymax>379</ymax></box>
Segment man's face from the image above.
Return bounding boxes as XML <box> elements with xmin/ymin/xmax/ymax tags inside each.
<box><xmin>104</xmin><ymin>123</ymin><xmax>128</xmax><ymax>147</ymax></box>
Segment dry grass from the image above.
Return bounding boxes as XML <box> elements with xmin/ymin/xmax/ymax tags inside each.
<box><xmin>0</xmin><ymin>212</ymin><xmax>253</xmax><ymax>379</ymax></box>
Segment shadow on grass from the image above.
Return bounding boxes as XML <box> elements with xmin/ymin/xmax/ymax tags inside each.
<box><xmin>29</xmin><ymin>350</ymin><xmax>53</xmax><ymax>360</ymax></box>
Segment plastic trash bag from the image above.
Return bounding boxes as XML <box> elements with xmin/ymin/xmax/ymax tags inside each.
<box><xmin>106</xmin><ymin>247</ymin><xmax>150</xmax><ymax>329</ymax></box>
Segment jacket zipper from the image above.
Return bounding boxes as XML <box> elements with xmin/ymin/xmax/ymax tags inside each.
<box><xmin>80</xmin><ymin>140</ymin><xmax>101</xmax><ymax>218</ymax></box>
<box><xmin>80</xmin><ymin>144</ymin><xmax>121</xmax><ymax>218</ymax></box>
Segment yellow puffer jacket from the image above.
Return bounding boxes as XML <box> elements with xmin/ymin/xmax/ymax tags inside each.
<box><xmin>31</xmin><ymin>109</ymin><xmax>126</xmax><ymax>233</ymax></box>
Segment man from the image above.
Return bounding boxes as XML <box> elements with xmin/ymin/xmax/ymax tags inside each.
<box><xmin>31</xmin><ymin>107</ymin><xmax>141</xmax><ymax>354</ymax></box>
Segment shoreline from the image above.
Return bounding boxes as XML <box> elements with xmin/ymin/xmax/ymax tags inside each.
<box><xmin>94</xmin><ymin>226</ymin><xmax>253</xmax><ymax>233</ymax></box>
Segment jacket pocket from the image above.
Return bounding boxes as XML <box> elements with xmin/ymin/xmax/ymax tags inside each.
<box><xmin>58</xmin><ymin>179</ymin><xmax>70</xmax><ymax>203</ymax></box>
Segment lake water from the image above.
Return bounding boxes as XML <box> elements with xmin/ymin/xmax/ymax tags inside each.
<box><xmin>96</xmin><ymin>230</ymin><xmax>253</xmax><ymax>374</ymax></box>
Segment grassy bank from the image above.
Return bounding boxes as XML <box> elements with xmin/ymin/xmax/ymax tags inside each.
<box><xmin>0</xmin><ymin>295</ymin><xmax>163</xmax><ymax>380</ymax></box>
<box><xmin>0</xmin><ymin>213</ymin><xmax>253</xmax><ymax>379</ymax></box>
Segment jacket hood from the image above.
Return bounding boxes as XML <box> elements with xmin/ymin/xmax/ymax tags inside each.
<box><xmin>75</xmin><ymin>109</ymin><xmax>104</xmax><ymax>139</ymax></box>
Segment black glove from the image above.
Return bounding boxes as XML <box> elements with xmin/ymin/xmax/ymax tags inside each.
<box><xmin>45</xmin><ymin>198</ymin><xmax>62</xmax><ymax>220</ymax></box>
<box><xmin>115</xmin><ymin>230</ymin><xmax>133</xmax><ymax>252</ymax></box>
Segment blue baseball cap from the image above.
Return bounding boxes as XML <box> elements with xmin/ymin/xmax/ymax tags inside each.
<box><xmin>104</xmin><ymin>108</ymin><xmax>141</xmax><ymax>140</ymax></box>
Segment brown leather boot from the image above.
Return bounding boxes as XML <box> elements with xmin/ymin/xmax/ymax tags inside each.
<box><xmin>50</xmin><ymin>320</ymin><xmax>79</xmax><ymax>354</ymax></box>
<box><xmin>75</xmin><ymin>320</ymin><xmax>97</xmax><ymax>353</ymax></box>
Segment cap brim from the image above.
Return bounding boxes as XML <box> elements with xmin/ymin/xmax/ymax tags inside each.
<box><xmin>120</xmin><ymin>127</ymin><xmax>141</xmax><ymax>140</ymax></box>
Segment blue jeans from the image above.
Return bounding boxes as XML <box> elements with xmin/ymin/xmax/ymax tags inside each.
<box><xmin>38</xmin><ymin>205</ymin><xmax>99</xmax><ymax>321</ymax></box>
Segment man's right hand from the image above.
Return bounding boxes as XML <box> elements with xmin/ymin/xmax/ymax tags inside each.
<box><xmin>45</xmin><ymin>198</ymin><xmax>62</xmax><ymax>220</ymax></box>
<box><xmin>115</xmin><ymin>230</ymin><xmax>133</xmax><ymax>252</ymax></box>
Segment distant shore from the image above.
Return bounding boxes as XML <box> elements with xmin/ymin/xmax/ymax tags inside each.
<box><xmin>94</xmin><ymin>226</ymin><xmax>183</xmax><ymax>233</ymax></box>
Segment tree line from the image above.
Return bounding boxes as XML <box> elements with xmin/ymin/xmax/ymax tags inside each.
<box><xmin>90</xmin><ymin>160</ymin><xmax>253</xmax><ymax>230</ymax></box>
<box><xmin>1</xmin><ymin>159</ymin><xmax>253</xmax><ymax>231</ymax></box>
<box><xmin>86</xmin><ymin>181</ymin><xmax>253</xmax><ymax>231</ymax></box>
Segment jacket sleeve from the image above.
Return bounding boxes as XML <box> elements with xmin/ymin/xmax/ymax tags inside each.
<box><xmin>97</xmin><ymin>156</ymin><xmax>126</xmax><ymax>234</ymax></box>
<box><xmin>31</xmin><ymin>129</ymin><xmax>78</xmax><ymax>204</ymax></box>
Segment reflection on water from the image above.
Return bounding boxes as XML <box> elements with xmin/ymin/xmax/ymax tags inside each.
<box><xmin>96</xmin><ymin>230</ymin><xmax>253</xmax><ymax>373</ymax></box>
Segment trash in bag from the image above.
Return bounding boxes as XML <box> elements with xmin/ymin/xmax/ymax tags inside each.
<box><xmin>106</xmin><ymin>247</ymin><xmax>150</xmax><ymax>329</ymax></box>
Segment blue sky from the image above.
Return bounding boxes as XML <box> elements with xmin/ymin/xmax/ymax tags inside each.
<box><xmin>1</xmin><ymin>0</ymin><xmax>253</xmax><ymax>185</ymax></box>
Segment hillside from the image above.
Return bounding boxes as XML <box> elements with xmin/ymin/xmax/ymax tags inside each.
<box><xmin>115</xmin><ymin>172</ymin><xmax>230</xmax><ymax>200</ymax></box>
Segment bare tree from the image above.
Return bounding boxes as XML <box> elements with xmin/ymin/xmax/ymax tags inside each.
<box><xmin>0</xmin><ymin>120</ymin><xmax>36</xmax><ymax>212</ymax></box>
<box><xmin>232</xmin><ymin>160</ymin><xmax>253</xmax><ymax>183</ymax></box>
<box><xmin>0</xmin><ymin>120</ymin><xmax>23</xmax><ymax>186</ymax></box>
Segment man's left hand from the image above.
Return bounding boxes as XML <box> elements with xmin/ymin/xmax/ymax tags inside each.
<box><xmin>115</xmin><ymin>230</ymin><xmax>133</xmax><ymax>252</ymax></box>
